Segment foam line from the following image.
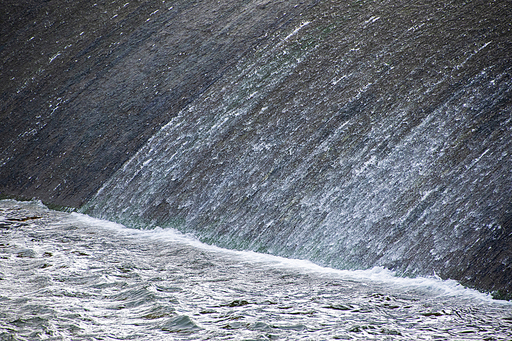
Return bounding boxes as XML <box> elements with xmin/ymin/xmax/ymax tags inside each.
<box><xmin>70</xmin><ymin>212</ymin><xmax>508</xmax><ymax>305</ymax></box>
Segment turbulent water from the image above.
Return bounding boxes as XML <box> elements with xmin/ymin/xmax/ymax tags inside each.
<box><xmin>1</xmin><ymin>199</ymin><xmax>511</xmax><ymax>340</ymax></box>
<box><xmin>79</xmin><ymin>0</ymin><xmax>512</xmax><ymax>292</ymax></box>
<box><xmin>2</xmin><ymin>0</ymin><xmax>512</xmax><ymax>294</ymax></box>
<box><xmin>1</xmin><ymin>3</ymin><xmax>511</xmax><ymax>340</ymax></box>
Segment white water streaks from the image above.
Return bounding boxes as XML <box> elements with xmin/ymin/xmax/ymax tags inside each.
<box><xmin>283</xmin><ymin>21</ymin><xmax>311</xmax><ymax>43</ymax></box>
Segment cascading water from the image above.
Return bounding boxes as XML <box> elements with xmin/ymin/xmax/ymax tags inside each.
<box><xmin>82</xmin><ymin>0</ymin><xmax>512</xmax><ymax>293</ymax></box>
<box><xmin>2</xmin><ymin>1</ymin><xmax>512</xmax><ymax>339</ymax></box>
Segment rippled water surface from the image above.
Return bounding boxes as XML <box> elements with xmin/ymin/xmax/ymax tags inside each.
<box><xmin>1</xmin><ymin>200</ymin><xmax>511</xmax><ymax>340</ymax></box>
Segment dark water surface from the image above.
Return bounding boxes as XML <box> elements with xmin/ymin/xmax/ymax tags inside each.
<box><xmin>1</xmin><ymin>200</ymin><xmax>511</xmax><ymax>340</ymax></box>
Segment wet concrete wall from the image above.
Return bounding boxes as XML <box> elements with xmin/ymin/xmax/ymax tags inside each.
<box><xmin>1</xmin><ymin>0</ymin><xmax>316</xmax><ymax>206</ymax></box>
<box><xmin>2</xmin><ymin>0</ymin><xmax>511</xmax><ymax>295</ymax></box>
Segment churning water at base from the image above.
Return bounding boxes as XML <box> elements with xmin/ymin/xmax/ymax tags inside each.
<box><xmin>1</xmin><ymin>200</ymin><xmax>511</xmax><ymax>340</ymax></box>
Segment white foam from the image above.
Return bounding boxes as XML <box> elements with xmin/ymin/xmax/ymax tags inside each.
<box><xmin>70</xmin><ymin>212</ymin><xmax>508</xmax><ymax>305</ymax></box>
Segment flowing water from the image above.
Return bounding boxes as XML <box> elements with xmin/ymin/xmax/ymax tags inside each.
<box><xmin>79</xmin><ymin>0</ymin><xmax>512</xmax><ymax>289</ymax></box>
<box><xmin>2</xmin><ymin>0</ymin><xmax>512</xmax><ymax>296</ymax></box>
<box><xmin>2</xmin><ymin>1</ymin><xmax>512</xmax><ymax>339</ymax></box>
<box><xmin>1</xmin><ymin>200</ymin><xmax>511</xmax><ymax>340</ymax></box>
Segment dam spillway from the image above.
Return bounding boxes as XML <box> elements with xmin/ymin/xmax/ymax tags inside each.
<box><xmin>1</xmin><ymin>0</ymin><xmax>512</xmax><ymax>296</ymax></box>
